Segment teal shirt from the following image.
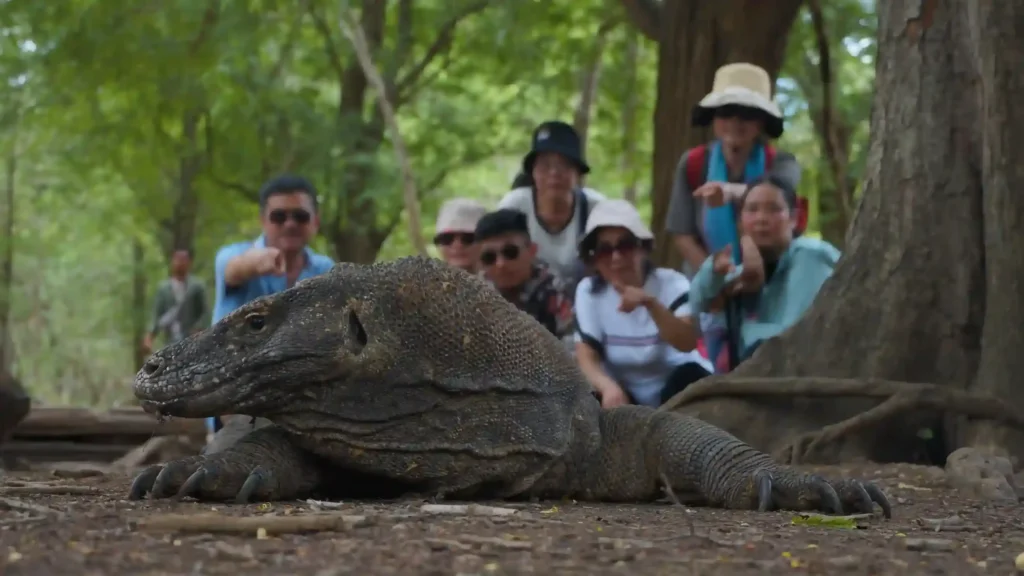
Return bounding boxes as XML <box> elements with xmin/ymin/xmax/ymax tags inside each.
<box><xmin>689</xmin><ymin>236</ymin><xmax>840</xmax><ymax>357</ymax></box>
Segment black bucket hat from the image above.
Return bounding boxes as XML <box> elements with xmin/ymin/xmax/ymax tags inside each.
<box><xmin>521</xmin><ymin>121</ymin><xmax>590</xmax><ymax>176</ymax></box>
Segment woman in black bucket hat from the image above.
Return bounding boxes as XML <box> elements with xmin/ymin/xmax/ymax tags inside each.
<box><xmin>498</xmin><ymin>121</ymin><xmax>605</xmax><ymax>291</ymax></box>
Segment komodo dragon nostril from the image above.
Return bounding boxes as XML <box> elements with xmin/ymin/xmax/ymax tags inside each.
<box><xmin>141</xmin><ymin>357</ymin><xmax>164</xmax><ymax>377</ymax></box>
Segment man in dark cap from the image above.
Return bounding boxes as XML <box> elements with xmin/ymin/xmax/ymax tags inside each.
<box><xmin>498</xmin><ymin>121</ymin><xmax>604</xmax><ymax>289</ymax></box>
<box><xmin>474</xmin><ymin>209</ymin><xmax>574</xmax><ymax>346</ymax></box>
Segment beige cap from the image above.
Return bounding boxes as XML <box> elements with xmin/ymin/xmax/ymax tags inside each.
<box><xmin>579</xmin><ymin>199</ymin><xmax>652</xmax><ymax>246</ymax></box>
<box><xmin>435</xmin><ymin>198</ymin><xmax>487</xmax><ymax>234</ymax></box>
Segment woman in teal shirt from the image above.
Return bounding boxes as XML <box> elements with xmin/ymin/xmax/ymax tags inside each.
<box><xmin>690</xmin><ymin>174</ymin><xmax>840</xmax><ymax>361</ymax></box>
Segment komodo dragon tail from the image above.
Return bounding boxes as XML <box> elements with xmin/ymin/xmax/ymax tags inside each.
<box><xmin>605</xmin><ymin>407</ymin><xmax>892</xmax><ymax>517</ymax></box>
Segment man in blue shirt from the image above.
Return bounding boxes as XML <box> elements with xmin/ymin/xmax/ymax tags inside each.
<box><xmin>212</xmin><ymin>175</ymin><xmax>335</xmax><ymax>323</ymax></box>
<box><xmin>206</xmin><ymin>174</ymin><xmax>334</xmax><ymax>437</ymax></box>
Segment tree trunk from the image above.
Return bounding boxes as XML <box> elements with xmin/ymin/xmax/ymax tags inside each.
<box><xmin>665</xmin><ymin>0</ymin><xmax>1024</xmax><ymax>468</ymax></box>
<box><xmin>620</xmin><ymin>30</ymin><xmax>641</xmax><ymax>205</ymax></box>
<box><xmin>131</xmin><ymin>239</ymin><xmax>148</xmax><ymax>373</ymax></box>
<box><xmin>629</xmin><ymin>0</ymin><xmax>804</xmax><ymax>268</ymax></box>
<box><xmin>0</xmin><ymin>150</ymin><xmax>14</xmax><ymax>374</ymax></box>
<box><xmin>573</xmin><ymin>20</ymin><xmax>615</xmax><ymax>159</ymax></box>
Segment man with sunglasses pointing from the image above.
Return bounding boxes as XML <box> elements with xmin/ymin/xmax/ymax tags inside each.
<box><xmin>206</xmin><ymin>175</ymin><xmax>334</xmax><ymax>439</ymax></box>
<box><xmin>212</xmin><ymin>175</ymin><xmax>335</xmax><ymax>326</ymax></box>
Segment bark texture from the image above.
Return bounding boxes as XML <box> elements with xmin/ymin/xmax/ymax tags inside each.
<box><xmin>624</xmin><ymin>0</ymin><xmax>803</xmax><ymax>268</ymax></box>
<box><xmin>665</xmin><ymin>0</ymin><xmax>1024</xmax><ymax>468</ymax></box>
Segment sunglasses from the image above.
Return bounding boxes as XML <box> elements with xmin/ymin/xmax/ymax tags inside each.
<box><xmin>591</xmin><ymin>237</ymin><xmax>640</xmax><ymax>260</ymax></box>
<box><xmin>268</xmin><ymin>208</ymin><xmax>312</xmax><ymax>225</ymax></box>
<box><xmin>480</xmin><ymin>244</ymin><xmax>523</xmax><ymax>266</ymax></box>
<box><xmin>434</xmin><ymin>232</ymin><xmax>475</xmax><ymax>246</ymax></box>
<box><xmin>714</xmin><ymin>105</ymin><xmax>764</xmax><ymax>122</ymax></box>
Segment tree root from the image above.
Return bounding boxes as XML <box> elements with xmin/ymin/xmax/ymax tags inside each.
<box><xmin>137</xmin><ymin>512</ymin><xmax>372</xmax><ymax>535</ymax></box>
<box><xmin>662</xmin><ymin>377</ymin><xmax>1024</xmax><ymax>464</ymax></box>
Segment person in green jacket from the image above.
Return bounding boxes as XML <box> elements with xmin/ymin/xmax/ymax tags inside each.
<box><xmin>141</xmin><ymin>248</ymin><xmax>209</xmax><ymax>354</ymax></box>
<box><xmin>689</xmin><ymin>174</ymin><xmax>840</xmax><ymax>362</ymax></box>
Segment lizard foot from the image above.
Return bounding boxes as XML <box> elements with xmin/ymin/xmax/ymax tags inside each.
<box><xmin>755</xmin><ymin>468</ymin><xmax>892</xmax><ymax>518</ymax></box>
<box><xmin>127</xmin><ymin>425</ymin><xmax>322</xmax><ymax>503</ymax></box>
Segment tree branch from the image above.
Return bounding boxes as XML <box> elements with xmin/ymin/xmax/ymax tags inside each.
<box><xmin>395</xmin><ymin>1</ymin><xmax>491</xmax><ymax>103</ymax></box>
<box><xmin>806</xmin><ymin>0</ymin><xmax>852</xmax><ymax>219</ymax></box>
<box><xmin>619</xmin><ymin>0</ymin><xmax>661</xmax><ymax>42</ymax></box>
<box><xmin>306</xmin><ymin>3</ymin><xmax>347</xmax><ymax>82</ymax></box>
<box><xmin>338</xmin><ymin>10</ymin><xmax>428</xmax><ymax>256</ymax></box>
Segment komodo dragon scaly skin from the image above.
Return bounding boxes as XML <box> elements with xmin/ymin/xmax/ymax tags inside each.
<box><xmin>130</xmin><ymin>256</ymin><xmax>891</xmax><ymax>517</ymax></box>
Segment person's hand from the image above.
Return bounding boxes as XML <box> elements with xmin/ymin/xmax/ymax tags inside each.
<box><xmin>600</xmin><ymin>385</ymin><xmax>630</xmax><ymax>409</ymax></box>
<box><xmin>735</xmin><ymin>235</ymin><xmax>765</xmax><ymax>293</ymax></box>
<box><xmin>712</xmin><ymin>244</ymin><xmax>735</xmax><ymax>277</ymax></box>
<box><xmin>248</xmin><ymin>247</ymin><xmax>285</xmax><ymax>276</ymax></box>
<box><xmin>141</xmin><ymin>334</ymin><xmax>154</xmax><ymax>354</ymax></box>
<box><xmin>613</xmin><ymin>283</ymin><xmax>653</xmax><ymax>313</ymax></box>
<box><xmin>693</xmin><ymin>182</ymin><xmax>727</xmax><ymax>208</ymax></box>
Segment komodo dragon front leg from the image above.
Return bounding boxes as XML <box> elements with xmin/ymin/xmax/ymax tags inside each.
<box><xmin>129</xmin><ymin>426</ymin><xmax>326</xmax><ymax>503</ymax></box>
<box><xmin>590</xmin><ymin>407</ymin><xmax>891</xmax><ymax>517</ymax></box>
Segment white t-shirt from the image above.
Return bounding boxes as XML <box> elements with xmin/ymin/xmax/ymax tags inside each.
<box><xmin>498</xmin><ymin>187</ymin><xmax>605</xmax><ymax>282</ymax></box>
<box><xmin>574</xmin><ymin>268</ymin><xmax>714</xmax><ymax>407</ymax></box>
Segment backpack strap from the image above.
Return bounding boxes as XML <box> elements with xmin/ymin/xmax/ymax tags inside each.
<box><xmin>576</xmin><ymin>189</ymin><xmax>589</xmax><ymax>236</ymax></box>
<box><xmin>685</xmin><ymin>144</ymin><xmax>709</xmax><ymax>191</ymax></box>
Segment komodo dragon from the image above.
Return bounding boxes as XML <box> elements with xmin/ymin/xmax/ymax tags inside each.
<box><xmin>129</xmin><ymin>256</ymin><xmax>891</xmax><ymax>517</ymax></box>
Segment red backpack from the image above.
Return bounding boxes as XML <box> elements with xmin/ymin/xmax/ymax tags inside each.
<box><xmin>685</xmin><ymin>143</ymin><xmax>809</xmax><ymax>235</ymax></box>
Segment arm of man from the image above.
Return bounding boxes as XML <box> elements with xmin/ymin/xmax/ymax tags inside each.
<box><xmin>148</xmin><ymin>283</ymin><xmax>168</xmax><ymax>337</ymax></box>
<box><xmin>212</xmin><ymin>244</ymin><xmax>255</xmax><ymax>325</ymax></box>
<box><xmin>223</xmin><ymin>250</ymin><xmax>264</xmax><ymax>288</ymax></box>
<box><xmin>664</xmin><ymin>150</ymin><xmax>709</xmax><ymax>271</ymax></box>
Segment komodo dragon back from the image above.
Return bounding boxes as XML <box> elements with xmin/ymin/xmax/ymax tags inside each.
<box><xmin>263</xmin><ymin>255</ymin><xmax>591</xmax><ymax>493</ymax></box>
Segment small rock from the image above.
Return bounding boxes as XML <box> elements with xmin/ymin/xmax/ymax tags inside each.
<box><xmin>945</xmin><ymin>447</ymin><xmax>1018</xmax><ymax>502</ymax></box>
<box><xmin>1015</xmin><ymin>552</ymin><xmax>1024</xmax><ymax>571</ymax></box>
<box><xmin>903</xmin><ymin>538</ymin><xmax>954</xmax><ymax>552</ymax></box>
<box><xmin>826</xmin><ymin>555</ymin><xmax>861</xmax><ymax>569</ymax></box>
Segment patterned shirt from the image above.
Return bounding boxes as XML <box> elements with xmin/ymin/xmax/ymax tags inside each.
<box><xmin>483</xmin><ymin>263</ymin><xmax>575</xmax><ymax>341</ymax></box>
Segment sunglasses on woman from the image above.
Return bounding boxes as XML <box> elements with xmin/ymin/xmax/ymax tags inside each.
<box><xmin>434</xmin><ymin>232</ymin><xmax>475</xmax><ymax>246</ymax></box>
<box><xmin>714</xmin><ymin>105</ymin><xmax>763</xmax><ymax>122</ymax></box>
<box><xmin>590</xmin><ymin>237</ymin><xmax>640</xmax><ymax>260</ymax></box>
<box><xmin>479</xmin><ymin>244</ymin><xmax>523</xmax><ymax>266</ymax></box>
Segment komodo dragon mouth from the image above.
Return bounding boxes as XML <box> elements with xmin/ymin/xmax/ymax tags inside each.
<box><xmin>134</xmin><ymin>352</ymin><xmax>258</xmax><ymax>419</ymax></box>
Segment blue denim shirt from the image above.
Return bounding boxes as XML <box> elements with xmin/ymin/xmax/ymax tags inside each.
<box><xmin>689</xmin><ymin>236</ymin><xmax>840</xmax><ymax>359</ymax></box>
<box><xmin>211</xmin><ymin>235</ymin><xmax>335</xmax><ymax>324</ymax></box>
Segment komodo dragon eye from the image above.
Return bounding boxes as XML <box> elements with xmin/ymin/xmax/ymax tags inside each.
<box><xmin>245</xmin><ymin>313</ymin><xmax>266</xmax><ymax>332</ymax></box>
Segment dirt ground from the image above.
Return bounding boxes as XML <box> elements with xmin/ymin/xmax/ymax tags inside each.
<box><xmin>0</xmin><ymin>462</ymin><xmax>1021</xmax><ymax>575</ymax></box>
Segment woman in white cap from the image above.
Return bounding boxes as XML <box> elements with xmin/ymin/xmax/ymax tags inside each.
<box><xmin>433</xmin><ymin>198</ymin><xmax>487</xmax><ymax>273</ymax></box>
<box><xmin>573</xmin><ymin>199</ymin><xmax>714</xmax><ymax>409</ymax></box>
<box><xmin>498</xmin><ymin>120</ymin><xmax>605</xmax><ymax>289</ymax></box>
<box><xmin>663</xmin><ymin>62</ymin><xmax>807</xmax><ymax>373</ymax></box>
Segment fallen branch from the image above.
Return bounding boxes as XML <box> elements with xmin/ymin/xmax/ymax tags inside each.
<box><xmin>664</xmin><ymin>377</ymin><xmax>1024</xmax><ymax>464</ymax></box>
<box><xmin>337</xmin><ymin>10</ymin><xmax>427</xmax><ymax>257</ymax></box>
<box><xmin>0</xmin><ymin>484</ymin><xmax>100</xmax><ymax>496</ymax></box>
<box><xmin>420</xmin><ymin>503</ymin><xmax>518</xmax><ymax>517</ymax></box>
<box><xmin>0</xmin><ymin>497</ymin><xmax>64</xmax><ymax>517</ymax></box>
<box><xmin>137</xmin><ymin>512</ymin><xmax>372</xmax><ymax>535</ymax></box>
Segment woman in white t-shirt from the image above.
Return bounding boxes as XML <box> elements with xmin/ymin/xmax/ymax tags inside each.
<box><xmin>574</xmin><ymin>199</ymin><xmax>714</xmax><ymax>409</ymax></box>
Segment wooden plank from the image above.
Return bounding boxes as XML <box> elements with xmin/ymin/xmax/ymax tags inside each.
<box><xmin>11</xmin><ymin>406</ymin><xmax>205</xmax><ymax>441</ymax></box>
<box><xmin>1</xmin><ymin>440</ymin><xmax>138</xmax><ymax>463</ymax></box>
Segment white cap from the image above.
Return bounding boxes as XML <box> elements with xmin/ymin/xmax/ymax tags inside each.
<box><xmin>435</xmin><ymin>198</ymin><xmax>487</xmax><ymax>234</ymax></box>
<box><xmin>579</xmin><ymin>199</ymin><xmax>652</xmax><ymax>247</ymax></box>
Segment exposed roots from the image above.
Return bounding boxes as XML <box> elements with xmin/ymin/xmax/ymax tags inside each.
<box><xmin>662</xmin><ymin>377</ymin><xmax>1024</xmax><ymax>464</ymax></box>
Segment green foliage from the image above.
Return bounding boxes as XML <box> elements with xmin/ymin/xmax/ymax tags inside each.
<box><xmin>0</xmin><ymin>0</ymin><xmax>876</xmax><ymax>406</ymax></box>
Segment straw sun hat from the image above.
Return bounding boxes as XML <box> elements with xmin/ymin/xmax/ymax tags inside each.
<box><xmin>691</xmin><ymin>63</ymin><xmax>784</xmax><ymax>138</ymax></box>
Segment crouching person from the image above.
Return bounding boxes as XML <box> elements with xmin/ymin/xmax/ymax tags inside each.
<box><xmin>689</xmin><ymin>174</ymin><xmax>839</xmax><ymax>362</ymax></box>
<box><xmin>475</xmin><ymin>209</ymin><xmax>574</xmax><ymax>347</ymax></box>
<box><xmin>574</xmin><ymin>199</ymin><xmax>714</xmax><ymax>409</ymax></box>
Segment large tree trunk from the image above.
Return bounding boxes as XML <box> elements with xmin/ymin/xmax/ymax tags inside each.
<box><xmin>664</xmin><ymin>0</ymin><xmax>1024</xmax><ymax>468</ymax></box>
<box><xmin>622</xmin><ymin>0</ymin><xmax>803</xmax><ymax>269</ymax></box>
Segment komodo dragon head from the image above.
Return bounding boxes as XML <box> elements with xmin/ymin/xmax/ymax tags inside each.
<box><xmin>133</xmin><ymin>256</ymin><xmax>582</xmax><ymax>425</ymax></box>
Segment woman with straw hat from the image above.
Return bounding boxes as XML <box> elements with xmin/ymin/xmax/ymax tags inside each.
<box><xmin>663</xmin><ymin>63</ymin><xmax>806</xmax><ymax>373</ymax></box>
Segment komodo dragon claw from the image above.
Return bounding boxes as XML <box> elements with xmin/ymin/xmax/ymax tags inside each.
<box><xmin>127</xmin><ymin>426</ymin><xmax>324</xmax><ymax>503</ymax></box>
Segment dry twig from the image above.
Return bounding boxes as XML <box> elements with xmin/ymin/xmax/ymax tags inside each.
<box><xmin>137</xmin><ymin>512</ymin><xmax>372</xmax><ymax>535</ymax></box>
